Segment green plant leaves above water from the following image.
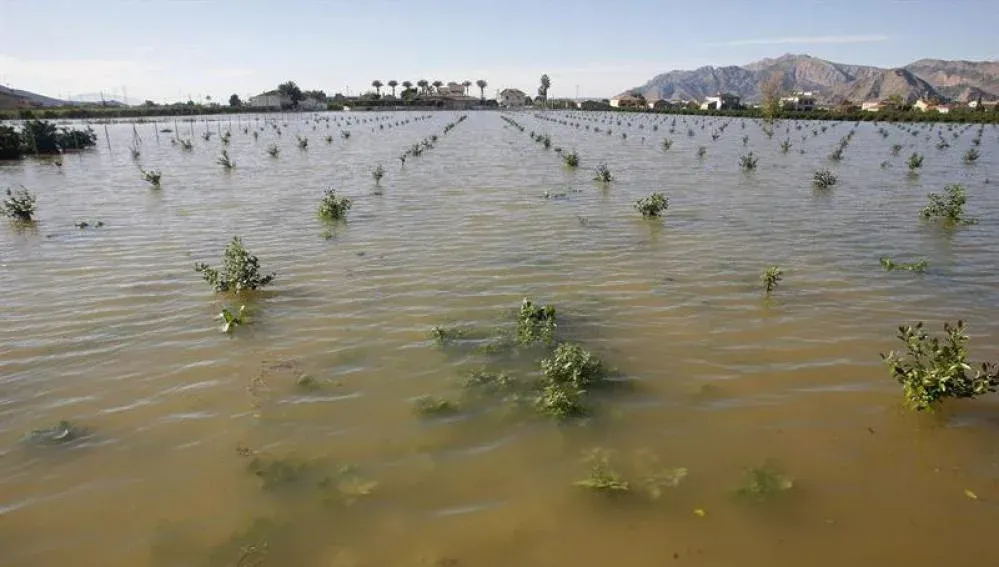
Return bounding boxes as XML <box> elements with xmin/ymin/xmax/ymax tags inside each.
<box><xmin>880</xmin><ymin>257</ymin><xmax>928</xmax><ymax>274</ymax></box>
<box><xmin>413</xmin><ymin>395</ymin><xmax>460</xmax><ymax>418</ymax></box>
<box><xmin>881</xmin><ymin>320</ymin><xmax>999</xmax><ymax>412</ymax></box>
<box><xmin>736</xmin><ymin>462</ymin><xmax>794</xmax><ymax>501</ymax></box>
<box><xmin>517</xmin><ymin>297</ymin><xmax>557</xmax><ymax>346</ymax></box>
<box><xmin>195</xmin><ymin>236</ymin><xmax>275</xmax><ymax>293</ymax></box>
<box><xmin>575</xmin><ymin>448</ymin><xmax>630</xmax><ymax>493</ymax></box>
<box><xmin>574</xmin><ymin>448</ymin><xmax>687</xmax><ymax>500</ymax></box>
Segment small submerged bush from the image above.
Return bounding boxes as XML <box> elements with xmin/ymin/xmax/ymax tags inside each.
<box><xmin>779</xmin><ymin>139</ymin><xmax>792</xmax><ymax>153</ymax></box>
<box><xmin>739</xmin><ymin>152</ymin><xmax>758</xmax><ymax>170</ymax></box>
<box><xmin>413</xmin><ymin>395</ymin><xmax>459</xmax><ymax>417</ymax></box>
<box><xmin>517</xmin><ymin>297</ymin><xmax>557</xmax><ymax>345</ymax></box>
<box><xmin>880</xmin><ymin>257</ymin><xmax>928</xmax><ymax>274</ymax></box>
<box><xmin>540</xmin><ymin>342</ymin><xmax>606</xmax><ymax>390</ymax></box>
<box><xmin>372</xmin><ymin>164</ymin><xmax>385</xmax><ymax>183</ymax></box>
<box><xmin>964</xmin><ymin>148</ymin><xmax>980</xmax><ymax>164</ymax></box>
<box><xmin>920</xmin><ymin>184</ymin><xmax>974</xmax><ymax>225</ymax></box>
<box><xmin>882</xmin><ymin>320</ymin><xmax>999</xmax><ymax>411</ymax></box>
<box><xmin>593</xmin><ymin>163</ymin><xmax>613</xmax><ymax>183</ymax></box>
<box><xmin>562</xmin><ymin>151</ymin><xmax>579</xmax><ymax>168</ymax></box>
<box><xmin>812</xmin><ymin>169</ymin><xmax>837</xmax><ymax>189</ymax></box>
<box><xmin>762</xmin><ymin>265</ymin><xmax>782</xmax><ymax>295</ymax></box>
<box><xmin>574</xmin><ymin>448</ymin><xmax>630</xmax><ymax>494</ymax></box>
<box><xmin>317</xmin><ymin>188</ymin><xmax>352</xmax><ymax>221</ymax></box>
<box><xmin>218</xmin><ymin>305</ymin><xmax>247</xmax><ymax>334</ymax></box>
<box><xmin>907</xmin><ymin>152</ymin><xmax>924</xmax><ymax>172</ymax></box>
<box><xmin>217</xmin><ymin>149</ymin><xmax>235</xmax><ymax>170</ymax></box>
<box><xmin>267</xmin><ymin>144</ymin><xmax>279</xmax><ymax>157</ymax></box>
<box><xmin>195</xmin><ymin>236</ymin><xmax>275</xmax><ymax>293</ymax></box>
<box><xmin>635</xmin><ymin>192</ymin><xmax>669</xmax><ymax>217</ymax></box>
<box><xmin>140</xmin><ymin>168</ymin><xmax>162</xmax><ymax>188</ymax></box>
<box><xmin>697</xmin><ymin>146</ymin><xmax>707</xmax><ymax>158</ymax></box>
<box><xmin>2</xmin><ymin>186</ymin><xmax>37</xmax><ymax>222</ymax></box>
<box><xmin>891</xmin><ymin>143</ymin><xmax>903</xmax><ymax>156</ymax></box>
<box><xmin>661</xmin><ymin>138</ymin><xmax>673</xmax><ymax>152</ymax></box>
<box><xmin>736</xmin><ymin>462</ymin><xmax>794</xmax><ymax>501</ymax></box>
<box><xmin>430</xmin><ymin>325</ymin><xmax>465</xmax><ymax>346</ymax></box>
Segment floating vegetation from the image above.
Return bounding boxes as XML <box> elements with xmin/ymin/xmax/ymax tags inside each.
<box><xmin>635</xmin><ymin>192</ymin><xmax>669</xmax><ymax>218</ymax></box>
<box><xmin>413</xmin><ymin>395</ymin><xmax>460</xmax><ymax>417</ymax></box>
<box><xmin>430</xmin><ymin>325</ymin><xmax>465</xmax><ymax>346</ymax></box>
<box><xmin>317</xmin><ymin>188</ymin><xmax>352</xmax><ymax>221</ymax></box>
<box><xmin>736</xmin><ymin>462</ymin><xmax>794</xmax><ymax>501</ymax></box>
<box><xmin>22</xmin><ymin>420</ymin><xmax>88</xmax><ymax>446</ymax></box>
<box><xmin>461</xmin><ymin>368</ymin><xmax>520</xmax><ymax>398</ymax></box>
<box><xmin>880</xmin><ymin>257</ymin><xmax>928</xmax><ymax>274</ymax></box>
<box><xmin>882</xmin><ymin>320</ymin><xmax>999</xmax><ymax>411</ymax></box>
<box><xmin>517</xmin><ymin>297</ymin><xmax>557</xmax><ymax>346</ymax></box>
<box><xmin>762</xmin><ymin>265</ymin><xmax>783</xmax><ymax>295</ymax></box>
<box><xmin>812</xmin><ymin>169</ymin><xmax>837</xmax><ymax>189</ymax></box>
<box><xmin>921</xmin><ymin>184</ymin><xmax>975</xmax><ymax>225</ymax></box>
<box><xmin>739</xmin><ymin>152</ymin><xmax>758</xmax><ymax>170</ymax></box>
<box><xmin>75</xmin><ymin>220</ymin><xmax>104</xmax><ymax>229</ymax></box>
<box><xmin>195</xmin><ymin>236</ymin><xmax>275</xmax><ymax>293</ymax></box>
<box><xmin>593</xmin><ymin>163</ymin><xmax>613</xmax><ymax>183</ymax></box>
<box><xmin>2</xmin><ymin>186</ymin><xmax>36</xmax><ymax>222</ymax></box>
<box><xmin>140</xmin><ymin>168</ymin><xmax>162</xmax><ymax>188</ymax></box>
<box><xmin>574</xmin><ymin>448</ymin><xmax>630</xmax><ymax>494</ymax></box>
<box><xmin>634</xmin><ymin>450</ymin><xmax>688</xmax><ymax>500</ymax></box>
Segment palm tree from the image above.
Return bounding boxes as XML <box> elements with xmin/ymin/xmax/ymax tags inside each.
<box><xmin>432</xmin><ymin>80</ymin><xmax>443</xmax><ymax>95</ymax></box>
<box><xmin>372</xmin><ymin>80</ymin><xmax>383</xmax><ymax>96</ymax></box>
<box><xmin>476</xmin><ymin>79</ymin><xmax>487</xmax><ymax>101</ymax></box>
<box><xmin>417</xmin><ymin>80</ymin><xmax>429</xmax><ymax>95</ymax></box>
<box><xmin>462</xmin><ymin>80</ymin><xmax>472</xmax><ymax>96</ymax></box>
<box><xmin>388</xmin><ymin>80</ymin><xmax>399</xmax><ymax>97</ymax></box>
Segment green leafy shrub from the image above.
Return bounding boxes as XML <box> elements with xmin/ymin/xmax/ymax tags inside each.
<box><xmin>812</xmin><ymin>169</ymin><xmax>837</xmax><ymax>189</ymax></box>
<box><xmin>762</xmin><ymin>265</ymin><xmax>782</xmax><ymax>295</ymax></box>
<box><xmin>2</xmin><ymin>186</ymin><xmax>37</xmax><ymax>221</ymax></box>
<box><xmin>779</xmin><ymin>139</ymin><xmax>791</xmax><ymax>153</ymax></box>
<box><xmin>517</xmin><ymin>297</ymin><xmax>557</xmax><ymax>345</ymax></box>
<box><xmin>636</xmin><ymin>192</ymin><xmax>669</xmax><ymax>217</ymax></box>
<box><xmin>882</xmin><ymin>321</ymin><xmax>999</xmax><ymax>411</ymax></box>
<box><xmin>891</xmin><ymin>143</ymin><xmax>903</xmax><ymax>156</ymax></box>
<box><xmin>907</xmin><ymin>152</ymin><xmax>924</xmax><ymax>171</ymax></box>
<box><xmin>562</xmin><ymin>151</ymin><xmax>579</xmax><ymax>168</ymax></box>
<box><xmin>430</xmin><ymin>325</ymin><xmax>464</xmax><ymax>346</ymax></box>
<box><xmin>921</xmin><ymin>184</ymin><xmax>974</xmax><ymax>225</ymax></box>
<box><xmin>20</xmin><ymin>120</ymin><xmax>96</xmax><ymax>153</ymax></box>
<box><xmin>178</xmin><ymin>138</ymin><xmax>193</xmax><ymax>151</ymax></box>
<box><xmin>296</xmin><ymin>135</ymin><xmax>308</xmax><ymax>150</ymax></box>
<box><xmin>195</xmin><ymin>236</ymin><xmax>275</xmax><ymax>293</ymax></box>
<box><xmin>218</xmin><ymin>305</ymin><xmax>246</xmax><ymax>334</ymax></box>
<box><xmin>318</xmin><ymin>188</ymin><xmax>352</xmax><ymax>221</ymax></box>
<box><xmin>267</xmin><ymin>144</ymin><xmax>279</xmax><ymax>157</ymax></box>
<box><xmin>217</xmin><ymin>149</ymin><xmax>235</xmax><ymax>169</ymax></box>
<box><xmin>661</xmin><ymin>138</ymin><xmax>673</xmax><ymax>151</ymax></box>
<box><xmin>540</xmin><ymin>342</ymin><xmax>605</xmax><ymax>390</ymax></box>
<box><xmin>0</xmin><ymin>125</ymin><xmax>24</xmax><ymax>159</ymax></box>
<box><xmin>964</xmin><ymin>148</ymin><xmax>980</xmax><ymax>164</ymax></box>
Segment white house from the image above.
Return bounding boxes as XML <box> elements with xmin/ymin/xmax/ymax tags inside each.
<box><xmin>861</xmin><ymin>101</ymin><xmax>883</xmax><ymax>112</ymax></box>
<box><xmin>498</xmin><ymin>88</ymin><xmax>528</xmax><ymax>107</ymax></box>
<box><xmin>780</xmin><ymin>91</ymin><xmax>817</xmax><ymax>111</ymax></box>
<box><xmin>610</xmin><ymin>94</ymin><xmax>645</xmax><ymax>108</ymax></box>
<box><xmin>700</xmin><ymin>93</ymin><xmax>740</xmax><ymax>110</ymax></box>
<box><xmin>913</xmin><ymin>98</ymin><xmax>932</xmax><ymax>112</ymax></box>
<box><xmin>247</xmin><ymin>92</ymin><xmax>290</xmax><ymax>109</ymax></box>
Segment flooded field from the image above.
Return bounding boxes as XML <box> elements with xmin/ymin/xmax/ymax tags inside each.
<box><xmin>2</xmin><ymin>110</ymin><xmax>999</xmax><ymax>567</ymax></box>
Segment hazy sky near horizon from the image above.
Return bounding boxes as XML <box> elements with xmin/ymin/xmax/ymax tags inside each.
<box><xmin>1</xmin><ymin>0</ymin><xmax>996</xmax><ymax>103</ymax></box>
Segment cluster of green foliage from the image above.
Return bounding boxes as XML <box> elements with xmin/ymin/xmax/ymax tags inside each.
<box><xmin>574</xmin><ymin>448</ymin><xmax>630</xmax><ymax>493</ymax></box>
<box><xmin>762</xmin><ymin>265</ymin><xmax>782</xmax><ymax>295</ymax></box>
<box><xmin>195</xmin><ymin>236</ymin><xmax>276</xmax><ymax>293</ymax></box>
<box><xmin>635</xmin><ymin>192</ymin><xmax>669</xmax><ymax>217</ymax></box>
<box><xmin>921</xmin><ymin>184</ymin><xmax>974</xmax><ymax>225</ymax></box>
<box><xmin>880</xmin><ymin>257</ymin><xmax>928</xmax><ymax>273</ymax></box>
<box><xmin>140</xmin><ymin>168</ymin><xmax>162</xmax><ymax>188</ymax></box>
<box><xmin>430</xmin><ymin>325</ymin><xmax>465</xmax><ymax>346</ymax></box>
<box><xmin>517</xmin><ymin>297</ymin><xmax>557</xmax><ymax>345</ymax></box>
<box><xmin>536</xmin><ymin>342</ymin><xmax>606</xmax><ymax>419</ymax></box>
<box><xmin>266</xmin><ymin>144</ymin><xmax>279</xmax><ymax>157</ymax></box>
<box><xmin>661</xmin><ymin>138</ymin><xmax>673</xmax><ymax>151</ymax></box>
<box><xmin>907</xmin><ymin>152</ymin><xmax>924</xmax><ymax>171</ymax></box>
<box><xmin>0</xmin><ymin>120</ymin><xmax>97</xmax><ymax>159</ymax></box>
<box><xmin>574</xmin><ymin>448</ymin><xmax>688</xmax><ymax>499</ymax></box>
<box><xmin>218</xmin><ymin>305</ymin><xmax>246</xmax><ymax>334</ymax></box>
<box><xmin>780</xmin><ymin>138</ymin><xmax>792</xmax><ymax>153</ymax></box>
<box><xmin>882</xmin><ymin>321</ymin><xmax>999</xmax><ymax>411</ymax></box>
<box><xmin>317</xmin><ymin>188</ymin><xmax>352</xmax><ymax>221</ymax></box>
<box><xmin>812</xmin><ymin>169</ymin><xmax>837</xmax><ymax>189</ymax></box>
<box><xmin>2</xmin><ymin>186</ymin><xmax>37</xmax><ymax>222</ymax></box>
<box><xmin>964</xmin><ymin>148</ymin><xmax>980</xmax><ymax>163</ymax></box>
<box><xmin>217</xmin><ymin>149</ymin><xmax>235</xmax><ymax>169</ymax></box>
<box><xmin>562</xmin><ymin>151</ymin><xmax>579</xmax><ymax>168</ymax></box>
<box><xmin>413</xmin><ymin>395</ymin><xmax>460</xmax><ymax>417</ymax></box>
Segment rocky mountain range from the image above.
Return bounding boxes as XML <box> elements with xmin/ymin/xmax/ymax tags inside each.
<box><xmin>624</xmin><ymin>54</ymin><xmax>999</xmax><ymax>105</ymax></box>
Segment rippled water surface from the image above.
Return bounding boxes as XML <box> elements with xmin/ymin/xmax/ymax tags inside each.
<box><xmin>2</xmin><ymin>111</ymin><xmax>999</xmax><ymax>566</ymax></box>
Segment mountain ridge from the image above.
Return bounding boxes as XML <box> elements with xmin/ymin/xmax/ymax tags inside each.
<box><xmin>623</xmin><ymin>54</ymin><xmax>999</xmax><ymax>105</ymax></box>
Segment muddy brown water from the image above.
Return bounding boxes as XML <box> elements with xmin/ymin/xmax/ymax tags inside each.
<box><xmin>1</xmin><ymin>112</ymin><xmax>999</xmax><ymax>567</ymax></box>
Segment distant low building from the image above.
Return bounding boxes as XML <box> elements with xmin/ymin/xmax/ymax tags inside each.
<box><xmin>298</xmin><ymin>97</ymin><xmax>325</xmax><ymax>111</ymax></box>
<box><xmin>440</xmin><ymin>82</ymin><xmax>467</xmax><ymax>97</ymax></box>
<box><xmin>248</xmin><ymin>92</ymin><xmax>291</xmax><ymax>109</ymax></box>
<box><xmin>780</xmin><ymin>91</ymin><xmax>817</xmax><ymax>111</ymax></box>
<box><xmin>498</xmin><ymin>88</ymin><xmax>527</xmax><ymax>107</ymax></box>
<box><xmin>649</xmin><ymin>99</ymin><xmax>678</xmax><ymax>111</ymax></box>
<box><xmin>700</xmin><ymin>93</ymin><xmax>740</xmax><ymax>110</ymax></box>
<box><xmin>913</xmin><ymin>98</ymin><xmax>932</xmax><ymax>112</ymax></box>
<box><xmin>860</xmin><ymin>101</ymin><xmax>883</xmax><ymax>112</ymax></box>
<box><xmin>610</xmin><ymin>94</ymin><xmax>645</xmax><ymax>109</ymax></box>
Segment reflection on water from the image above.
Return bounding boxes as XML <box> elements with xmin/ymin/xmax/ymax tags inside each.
<box><xmin>1</xmin><ymin>112</ymin><xmax>998</xmax><ymax>566</ymax></box>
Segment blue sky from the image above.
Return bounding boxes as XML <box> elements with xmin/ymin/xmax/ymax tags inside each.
<box><xmin>0</xmin><ymin>0</ymin><xmax>995</xmax><ymax>103</ymax></box>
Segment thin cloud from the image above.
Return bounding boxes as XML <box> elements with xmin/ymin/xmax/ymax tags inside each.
<box><xmin>707</xmin><ymin>35</ymin><xmax>890</xmax><ymax>47</ymax></box>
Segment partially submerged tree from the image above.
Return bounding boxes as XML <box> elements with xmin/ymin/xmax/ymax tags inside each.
<box><xmin>195</xmin><ymin>236</ymin><xmax>276</xmax><ymax>293</ymax></box>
